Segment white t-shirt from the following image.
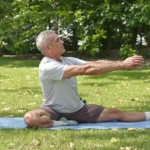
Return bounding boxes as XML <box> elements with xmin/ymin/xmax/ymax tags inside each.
<box><xmin>39</xmin><ymin>56</ymin><xmax>86</xmax><ymax>113</ymax></box>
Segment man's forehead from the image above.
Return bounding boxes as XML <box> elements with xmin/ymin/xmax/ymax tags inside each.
<box><xmin>49</xmin><ymin>33</ymin><xmax>59</xmax><ymax>41</ymax></box>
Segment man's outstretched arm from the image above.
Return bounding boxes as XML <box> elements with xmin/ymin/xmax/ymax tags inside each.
<box><xmin>62</xmin><ymin>55</ymin><xmax>144</xmax><ymax>79</ymax></box>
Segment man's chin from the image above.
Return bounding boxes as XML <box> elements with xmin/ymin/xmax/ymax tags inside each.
<box><xmin>62</xmin><ymin>49</ymin><xmax>66</xmax><ymax>54</ymax></box>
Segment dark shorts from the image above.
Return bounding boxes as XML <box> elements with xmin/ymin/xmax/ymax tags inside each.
<box><xmin>40</xmin><ymin>104</ymin><xmax>105</xmax><ymax>123</ymax></box>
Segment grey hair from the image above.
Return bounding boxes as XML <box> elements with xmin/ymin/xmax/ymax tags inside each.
<box><xmin>36</xmin><ymin>30</ymin><xmax>55</xmax><ymax>55</ymax></box>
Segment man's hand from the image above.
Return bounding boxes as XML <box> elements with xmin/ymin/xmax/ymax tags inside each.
<box><xmin>122</xmin><ymin>55</ymin><xmax>144</xmax><ymax>70</ymax></box>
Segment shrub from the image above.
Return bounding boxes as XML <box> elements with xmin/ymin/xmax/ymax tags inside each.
<box><xmin>119</xmin><ymin>44</ymin><xmax>137</xmax><ymax>60</ymax></box>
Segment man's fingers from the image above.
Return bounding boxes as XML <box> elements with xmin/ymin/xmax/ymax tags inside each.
<box><xmin>123</xmin><ymin>55</ymin><xmax>144</xmax><ymax>70</ymax></box>
<box><xmin>133</xmin><ymin>59</ymin><xmax>144</xmax><ymax>65</ymax></box>
<box><xmin>132</xmin><ymin>55</ymin><xmax>144</xmax><ymax>66</ymax></box>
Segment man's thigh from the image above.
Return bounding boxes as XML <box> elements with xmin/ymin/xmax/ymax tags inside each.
<box><xmin>40</xmin><ymin>106</ymin><xmax>61</xmax><ymax>120</ymax></box>
<box><xmin>61</xmin><ymin>104</ymin><xmax>105</xmax><ymax>123</ymax></box>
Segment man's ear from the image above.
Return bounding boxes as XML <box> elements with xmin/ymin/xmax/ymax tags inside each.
<box><xmin>45</xmin><ymin>44</ymin><xmax>51</xmax><ymax>50</ymax></box>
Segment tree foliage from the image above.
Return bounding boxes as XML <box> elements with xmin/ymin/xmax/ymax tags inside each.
<box><xmin>0</xmin><ymin>0</ymin><xmax>150</xmax><ymax>57</ymax></box>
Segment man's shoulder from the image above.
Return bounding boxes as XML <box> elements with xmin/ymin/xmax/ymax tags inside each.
<box><xmin>61</xmin><ymin>56</ymin><xmax>86</xmax><ymax>65</ymax></box>
<box><xmin>61</xmin><ymin>56</ymin><xmax>79</xmax><ymax>61</ymax></box>
<box><xmin>41</xmin><ymin>56</ymin><xmax>54</xmax><ymax>62</ymax></box>
<box><xmin>40</xmin><ymin>56</ymin><xmax>59</xmax><ymax>65</ymax></box>
<box><xmin>39</xmin><ymin>57</ymin><xmax>56</xmax><ymax>71</ymax></box>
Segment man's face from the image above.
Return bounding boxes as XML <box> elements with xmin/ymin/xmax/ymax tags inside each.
<box><xmin>49</xmin><ymin>33</ymin><xmax>66</xmax><ymax>56</ymax></box>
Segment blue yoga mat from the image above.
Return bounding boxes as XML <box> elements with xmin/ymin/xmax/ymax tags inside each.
<box><xmin>0</xmin><ymin>118</ymin><xmax>150</xmax><ymax>130</ymax></box>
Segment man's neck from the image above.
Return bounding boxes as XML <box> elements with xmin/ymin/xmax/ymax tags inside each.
<box><xmin>45</xmin><ymin>54</ymin><xmax>62</xmax><ymax>62</ymax></box>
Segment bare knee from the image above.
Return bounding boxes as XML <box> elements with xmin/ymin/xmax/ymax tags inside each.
<box><xmin>109</xmin><ymin>108</ymin><xmax>123</xmax><ymax>120</ymax></box>
<box><xmin>24</xmin><ymin>111</ymin><xmax>39</xmax><ymax>127</ymax></box>
<box><xmin>24</xmin><ymin>109</ymin><xmax>53</xmax><ymax>128</ymax></box>
<box><xmin>98</xmin><ymin>108</ymin><xmax>124</xmax><ymax>122</ymax></box>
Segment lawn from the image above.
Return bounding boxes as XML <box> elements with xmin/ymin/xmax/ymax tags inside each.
<box><xmin>0</xmin><ymin>56</ymin><xmax>150</xmax><ymax>150</ymax></box>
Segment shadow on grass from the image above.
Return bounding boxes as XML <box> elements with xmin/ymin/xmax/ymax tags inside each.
<box><xmin>0</xmin><ymin>111</ymin><xmax>26</xmax><ymax>118</ymax></box>
<box><xmin>119</xmin><ymin>104</ymin><xmax>150</xmax><ymax>112</ymax></box>
<box><xmin>0</xmin><ymin>57</ymin><xmax>40</xmax><ymax>68</ymax></box>
<box><xmin>79</xmin><ymin>81</ymin><xmax>115</xmax><ymax>87</ymax></box>
<box><xmin>0</xmin><ymin>107</ymin><xmax>39</xmax><ymax>118</ymax></box>
<box><xmin>63</xmin><ymin>129</ymin><xmax>150</xmax><ymax>147</ymax></box>
<box><xmin>2</xmin><ymin>86</ymin><xmax>41</xmax><ymax>95</ymax></box>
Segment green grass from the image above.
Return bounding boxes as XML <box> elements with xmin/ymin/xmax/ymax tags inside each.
<box><xmin>0</xmin><ymin>56</ymin><xmax>150</xmax><ymax>150</ymax></box>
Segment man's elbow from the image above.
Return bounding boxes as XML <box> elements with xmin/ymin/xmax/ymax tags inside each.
<box><xmin>81</xmin><ymin>65</ymin><xmax>97</xmax><ymax>75</ymax></box>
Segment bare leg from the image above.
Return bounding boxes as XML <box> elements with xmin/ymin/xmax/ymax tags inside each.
<box><xmin>24</xmin><ymin>109</ymin><xmax>54</xmax><ymax>128</ymax></box>
<box><xmin>97</xmin><ymin>108</ymin><xmax>146</xmax><ymax>122</ymax></box>
<box><xmin>24</xmin><ymin>108</ymin><xmax>78</xmax><ymax>128</ymax></box>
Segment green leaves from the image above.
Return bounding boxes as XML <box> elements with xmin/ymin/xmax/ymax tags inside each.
<box><xmin>119</xmin><ymin>45</ymin><xmax>137</xmax><ymax>60</ymax></box>
<box><xmin>0</xmin><ymin>0</ymin><xmax>150</xmax><ymax>56</ymax></box>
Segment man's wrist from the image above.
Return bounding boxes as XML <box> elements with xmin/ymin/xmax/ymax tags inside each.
<box><xmin>118</xmin><ymin>61</ymin><xmax>126</xmax><ymax>70</ymax></box>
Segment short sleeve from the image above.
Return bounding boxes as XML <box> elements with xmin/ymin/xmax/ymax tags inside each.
<box><xmin>39</xmin><ymin>61</ymin><xmax>67</xmax><ymax>81</ymax></box>
<box><xmin>62</xmin><ymin>57</ymin><xmax>86</xmax><ymax>65</ymax></box>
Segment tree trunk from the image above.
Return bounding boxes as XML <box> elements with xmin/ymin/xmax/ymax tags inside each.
<box><xmin>52</xmin><ymin>0</ymin><xmax>58</xmax><ymax>33</ymax></box>
<box><xmin>131</xmin><ymin>27</ymin><xmax>138</xmax><ymax>49</ymax></box>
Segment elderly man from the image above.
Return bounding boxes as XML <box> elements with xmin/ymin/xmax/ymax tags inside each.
<box><xmin>24</xmin><ymin>30</ymin><xmax>150</xmax><ymax>128</ymax></box>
